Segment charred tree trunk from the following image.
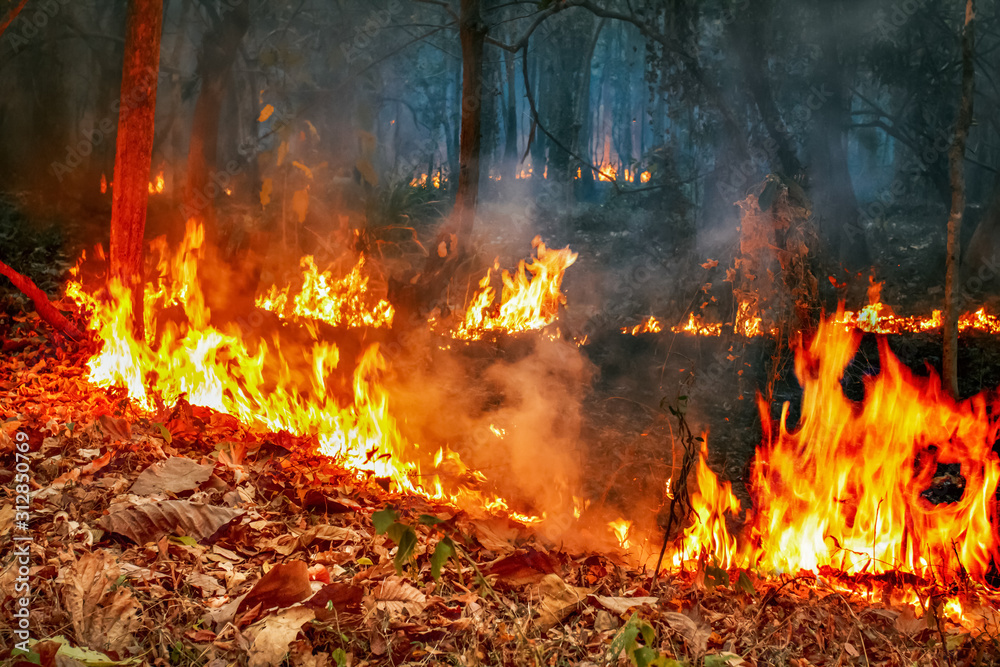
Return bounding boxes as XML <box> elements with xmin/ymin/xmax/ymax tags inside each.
<box><xmin>182</xmin><ymin>0</ymin><xmax>250</xmax><ymax>233</ymax></box>
<box><xmin>109</xmin><ymin>0</ymin><xmax>163</xmax><ymax>337</ymax></box>
<box><xmin>944</xmin><ymin>0</ymin><xmax>976</xmax><ymax>397</ymax></box>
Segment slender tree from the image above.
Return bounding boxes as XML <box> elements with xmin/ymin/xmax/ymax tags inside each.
<box><xmin>109</xmin><ymin>0</ymin><xmax>163</xmax><ymax>336</ymax></box>
<box><xmin>944</xmin><ymin>0</ymin><xmax>976</xmax><ymax>397</ymax></box>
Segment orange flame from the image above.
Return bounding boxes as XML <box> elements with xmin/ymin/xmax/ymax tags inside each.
<box><xmin>622</xmin><ymin>316</ymin><xmax>662</xmax><ymax>335</ymax></box>
<box><xmin>66</xmin><ymin>220</ymin><xmax>539</xmax><ymax>523</ymax></box>
<box><xmin>749</xmin><ymin>312</ymin><xmax>1000</xmax><ymax>583</ymax></box>
<box><xmin>453</xmin><ymin>236</ymin><xmax>577</xmax><ymax>340</ymax></box>
<box><xmin>256</xmin><ymin>255</ymin><xmax>394</xmax><ymax>329</ymax></box>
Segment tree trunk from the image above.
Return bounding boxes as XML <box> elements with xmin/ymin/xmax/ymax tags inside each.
<box><xmin>944</xmin><ymin>0</ymin><xmax>976</xmax><ymax>397</ymax></box>
<box><xmin>182</xmin><ymin>0</ymin><xmax>250</xmax><ymax>233</ymax></box>
<box><xmin>451</xmin><ymin>0</ymin><xmax>486</xmax><ymax>255</ymax></box>
<box><xmin>502</xmin><ymin>48</ymin><xmax>519</xmax><ymax>181</ymax></box>
<box><xmin>109</xmin><ymin>0</ymin><xmax>163</xmax><ymax>337</ymax></box>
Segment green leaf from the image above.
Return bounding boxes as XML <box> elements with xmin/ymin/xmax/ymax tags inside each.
<box><xmin>355</xmin><ymin>556</ymin><xmax>373</xmax><ymax>566</ymax></box>
<box><xmin>170</xmin><ymin>535</ymin><xmax>198</xmax><ymax>547</ymax></box>
<box><xmin>393</xmin><ymin>526</ymin><xmax>418</xmax><ymax>574</ymax></box>
<box><xmin>431</xmin><ymin>537</ymin><xmax>454</xmax><ymax>581</ymax></box>
<box><xmin>704</xmin><ymin>654</ymin><xmax>745</xmax><ymax>667</ymax></box>
<box><xmin>704</xmin><ymin>564</ymin><xmax>730</xmax><ymax>589</ymax></box>
<box><xmin>735</xmin><ymin>570</ymin><xmax>756</xmax><ymax>597</ymax></box>
<box><xmin>372</xmin><ymin>508</ymin><xmax>399</xmax><ymax>535</ymax></box>
<box><xmin>331</xmin><ymin>648</ymin><xmax>347</xmax><ymax>667</ymax></box>
<box><xmin>11</xmin><ymin>648</ymin><xmax>41</xmax><ymax>665</ymax></box>
<box><xmin>418</xmin><ymin>514</ymin><xmax>445</xmax><ymax>526</ymax></box>
<box><xmin>634</xmin><ymin>646</ymin><xmax>659</xmax><ymax>667</ymax></box>
<box><xmin>153</xmin><ymin>422</ymin><xmax>171</xmax><ymax>444</ymax></box>
<box><xmin>608</xmin><ymin>613</ymin><xmax>642</xmax><ymax>661</ymax></box>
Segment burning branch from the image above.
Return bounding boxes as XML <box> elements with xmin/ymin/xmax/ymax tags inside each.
<box><xmin>0</xmin><ymin>259</ymin><xmax>83</xmax><ymax>341</ymax></box>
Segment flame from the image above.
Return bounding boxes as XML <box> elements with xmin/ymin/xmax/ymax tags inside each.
<box><xmin>452</xmin><ymin>236</ymin><xmax>577</xmax><ymax>340</ymax></box>
<box><xmin>67</xmin><ymin>220</ymin><xmax>537</xmax><ymax>523</ymax></box>
<box><xmin>622</xmin><ymin>316</ymin><xmax>662</xmax><ymax>335</ymax></box>
<box><xmin>609</xmin><ymin>518</ymin><xmax>632</xmax><ymax>549</ymax></box>
<box><xmin>148</xmin><ymin>169</ymin><xmax>164</xmax><ymax>194</ymax></box>
<box><xmin>747</xmin><ymin>312</ymin><xmax>1000</xmax><ymax>583</ymax></box>
<box><xmin>256</xmin><ymin>255</ymin><xmax>394</xmax><ymax>329</ymax></box>
<box><xmin>673</xmin><ymin>441</ymin><xmax>742</xmax><ymax>568</ymax></box>
<box><xmin>640</xmin><ymin>170</ymin><xmax>651</xmax><ymax>184</ymax></box>
<box><xmin>100</xmin><ymin>174</ymin><xmax>107</xmax><ymax>194</ymax></box>
<box><xmin>671</xmin><ymin>313</ymin><xmax>723</xmax><ymax>337</ymax></box>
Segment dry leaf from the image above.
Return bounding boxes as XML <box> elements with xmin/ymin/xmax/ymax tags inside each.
<box><xmin>534</xmin><ymin>574</ymin><xmax>591</xmax><ymax>630</ymax></box>
<box><xmin>61</xmin><ymin>551</ymin><xmax>140</xmax><ymax>652</ymax></box>
<box><xmin>186</xmin><ymin>572</ymin><xmax>226</xmax><ymax>597</ymax></box>
<box><xmin>99</xmin><ymin>500</ymin><xmax>244</xmax><ymax>544</ymax></box>
<box><xmin>247</xmin><ymin>606</ymin><xmax>315</xmax><ymax>667</ymax></box>
<box><xmin>589</xmin><ymin>595</ymin><xmax>659</xmax><ymax>616</ymax></box>
<box><xmin>299</xmin><ymin>524</ymin><xmax>357</xmax><ymax>548</ymax></box>
<box><xmin>96</xmin><ymin>414</ymin><xmax>132</xmax><ymax>442</ymax></box>
<box><xmin>369</xmin><ymin>576</ymin><xmax>427</xmax><ymax>618</ymax></box>
<box><xmin>662</xmin><ymin>611</ymin><xmax>712</xmax><ymax>654</ymax></box>
<box><xmin>488</xmin><ymin>550</ymin><xmax>555</xmax><ymax>587</ymax></box>
<box><xmin>238</xmin><ymin>561</ymin><xmax>313</xmax><ymax>616</ymax></box>
<box><xmin>130</xmin><ymin>457</ymin><xmax>213</xmax><ymax>496</ymax></box>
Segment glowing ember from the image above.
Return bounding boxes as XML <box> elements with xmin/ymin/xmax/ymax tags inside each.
<box><xmin>100</xmin><ymin>174</ymin><xmax>107</xmax><ymax>194</ymax></box>
<box><xmin>256</xmin><ymin>255</ymin><xmax>394</xmax><ymax>329</ymax></box>
<box><xmin>622</xmin><ymin>316</ymin><xmax>663</xmax><ymax>335</ymax></box>
<box><xmin>67</xmin><ymin>220</ymin><xmax>533</xmax><ymax>522</ymax></box>
<box><xmin>452</xmin><ymin>236</ymin><xmax>577</xmax><ymax>340</ymax></box>
<box><xmin>609</xmin><ymin>518</ymin><xmax>632</xmax><ymax>549</ymax></box>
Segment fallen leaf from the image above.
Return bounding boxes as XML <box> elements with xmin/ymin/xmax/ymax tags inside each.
<box><xmin>129</xmin><ymin>457</ymin><xmax>213</xmax><ymax>496</ymax></box>
<box><xmin>488</xmin><ymin>549</ymin><xmax>555</xmax><ymax>587</ymax></box>
<box><xmin>61</xmin><ymin>552</ymin><xmax>141</xmax><ymax>653</ymax></box>
<box><xmin>186</xmin><ymin>572</ymin><xmax>226</xmax><ymax>597</ymax></box>
<box><xmin>238</xmin><ymin>561</ymin><xmax>313</xmax><ymax>616</ymax></box>
<box><xmin>534</xmin><ymin>574</ymin><xmax>591</xmax><ymax>630</ymax></box>
<box><xmin>304</xmin><ymin>582</ymin><xmax>364</xmax><ymax>624</ymax></box>
<box><xmin>96</xmin><ymin>414</ymin><xmax>132</xmax><ymax>442</ymax></box>
<box><xmin>99</xmin><ymin>500</ymin><xmax>244</xmax><ymax>545</ymax></box>
<box><xmin>247</xmin><ymin>606</ymin><xmax>315</xmax><ymax>667</ymax></box>
<box><xmin>299</xmin><ymin>524</ymin><xmax>357</xmax><ymax>548</ymax></box>
<box><xmin>589</xmin><ymin>595</ymin><xmax>660</xmax><ymax>616</ymax></box>
<box><xmin>369</xmin><ymin>576</ymin><xmax>427</xmax><ymax>618</ymax></box>
<box><xmin>662</xmin><ymin>611</ymin><xmax>712</xmax><ymax>654</ymax></box>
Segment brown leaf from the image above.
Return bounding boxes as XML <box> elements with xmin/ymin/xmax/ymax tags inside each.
<box><xmin>99</xmin><ymin>500</ymin><xmax>244</xmax><ymax>544</ymax></box>
<box><xmin>589</xmin><ymin>595</ymin><xmax>659</xmax><ymax>616</ymax></box>
<box><xmin>369</xmin><ymin>576</ymin><xmax>427</xmax><ymax>618</ymax></box>
<box><xmin>97</xmin><ymin>414</ymin><xmax>132</xmax><ymax>442</ymax></box>
<box><xmin>299</xmin><ymin>524</ymin><xmax>357</xmax><ymax>548</ymax></box>
<box><xmin>60</xmin><ymin>551</ymin><xmax>141</xmax><ymax>652</ymax></box>
<box><xmin>79</xmin><ymin>449</ymin><xmax>113</xmax><ymax>476</ymax></box>
<box><xmin>186</xmin><ymin>572</ymin><xmax>227</xmax><ymax>597</ymax></box>
<box><xmin>487</xmin><ymin>549</ymin><xmax>555</xmax><ymax>587</ymax></box>
<box><xmin>662</xmin><ymin>611</ymin><xmax>712</xmax><ymax>654</ymax></box>
<box><xmin>247</xmin><ymin>606</ymin><xmax>316</xmax><ymax>667</ymax></box>
<box><xmin>534</xmin><ymin>574</ymin><xmax>591</xmax><ymax>630</ymax></box>
<box><xmin>238</xmin><ymin>561</ymin><xmax>313</xmax><ymax>617</ymax></box>
<box><xmin>304</xmin><ymin>582</ymin><xmax>365</xmax><ymax>624</ymax></box>
<box><xmin>130</xmin><ymin>457</ymin><xmax>214</xmax><ymax>496</ymax></box>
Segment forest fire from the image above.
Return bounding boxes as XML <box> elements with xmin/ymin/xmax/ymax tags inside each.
<box><xmin>451</xmin><ymin>236</ymin><xmax>577</xmax><ymax>340</ymax></box>
<box><xmin>65</xmin><ymin>220</ymin><xmax>541</xmax><ymax>523</ymax></box>
<box><xmin>256</xmin><ymin>255</ymin><xmax>395</xmax><ymax>329</ymax></box>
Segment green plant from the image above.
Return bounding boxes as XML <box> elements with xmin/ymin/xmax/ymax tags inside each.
<box><xmin>608</xmin><ymin>613</ymin><xmax>682</xmax><ymax>667</ymax></box>
<box><xmin>371</xmin><ymin>507</ymin><xmax>456</xmax><ymax>578</ymax></box>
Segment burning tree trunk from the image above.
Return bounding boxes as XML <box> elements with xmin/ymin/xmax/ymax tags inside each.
<box><xmin>109</xmin><ymin>0</ymin><xmax>164</xmax><ymax>336</ymax></box>
<box><xmin>182</xmin><ymin>0</ymin><xmax>250</xmax><ymax>232</ymax></box>
<box><xmin>944</xmin><ymin>0</ymin><xmax>976</xmax><ymax>397</ymax></box>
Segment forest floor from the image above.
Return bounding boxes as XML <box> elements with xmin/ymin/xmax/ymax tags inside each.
<box><xmin>2</xmin><ymin>322</ymin><xmax>1000</xmax><ymax>667</ymax></box>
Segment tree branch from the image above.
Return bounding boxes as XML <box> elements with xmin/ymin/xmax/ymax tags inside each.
<box><xmin>0</xmin><ymin>260</ymin><xmax>84</xmax><ymax>341</ymax></box>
